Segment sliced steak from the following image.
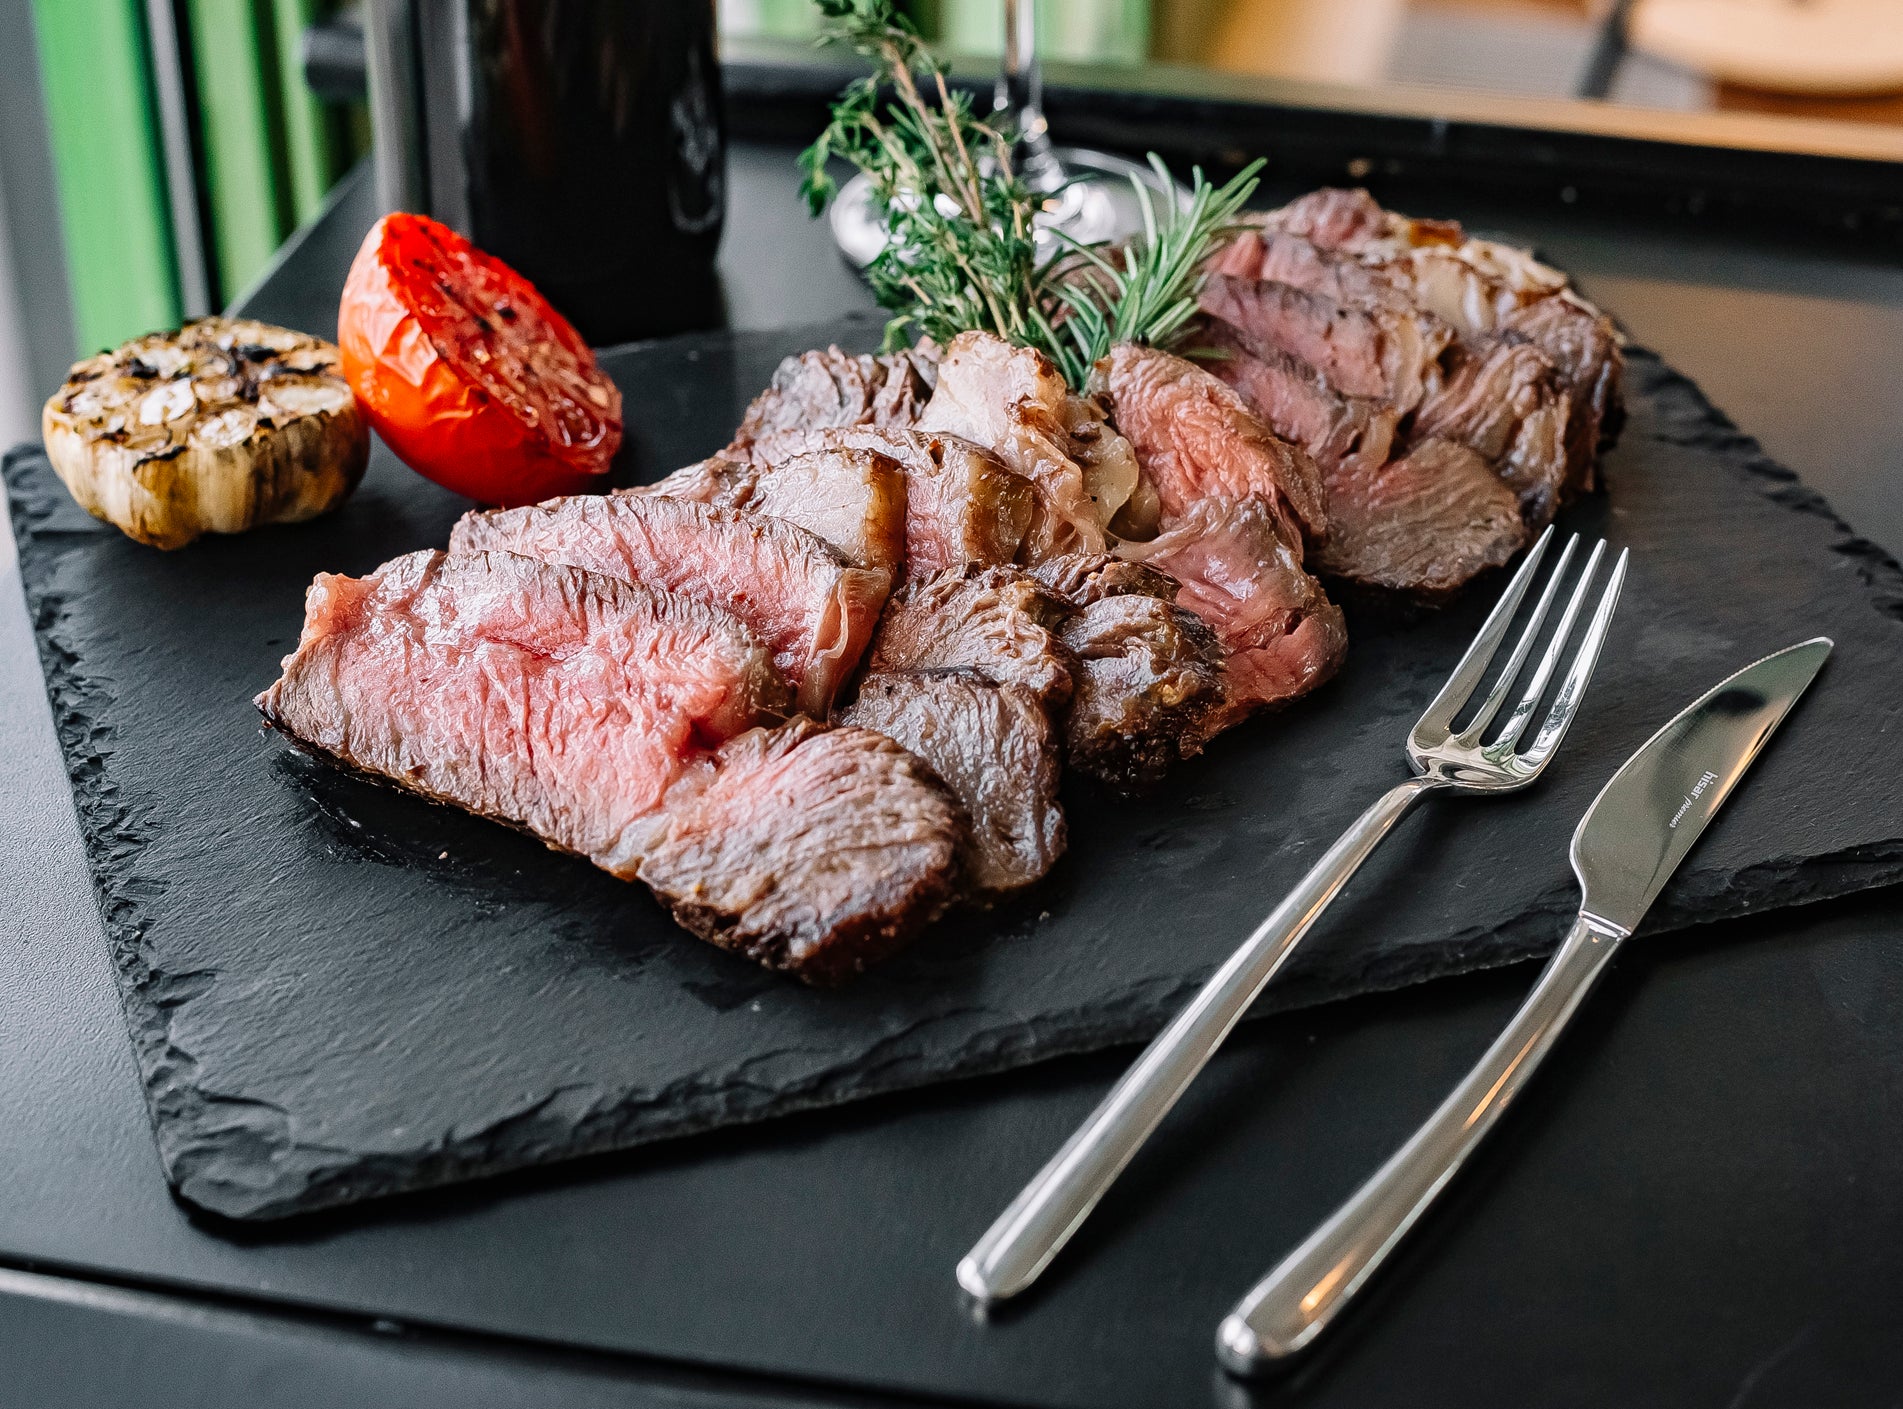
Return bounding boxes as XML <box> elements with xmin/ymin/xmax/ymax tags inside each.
<box><xmin>640</xmin><ymin>719</ymin><xmax>964</xmax><ymax>985</ymax></box>
<box><xmin>1211</xmin><ymin>191</ymin><xmax>1625</xmax><ymax>597</ymax></box>
<box><xmin>1095</xmin><ymin>342</ymin><xmax>1328</xmax><ymax>543</ymax></box>
<box><xmin>838</xmin><ymin>671</ymin><xmax>1064</xmax><ymax>894</ymax></box>
<box><xmin>1412</xmin><ymin>335</ymin><xmax>1572</xmax><ymax>527</ymax></box>
<box><xmin>724</xmin><ymin>345</ymin><xmax>933</xmax><ymax>466</ymax></box>
<box><xmin>1245</xmin><ymin>190</ymin><xmax>1621</xmax><ymax>451</ymax></box>
<box><xmin>1030</xmin><ymin>552</ymin><xmax>1175</xmax><ymax>606</ymax></box>
<box><xmin>917</xmin><ymin>331</ymin><xmax>1139</xmax><ymax>560</ymax></box>
<box><xmin>1313</xmin><ymin>438</ymin><xmax>1524</xmax><ymax>600</ymax></box>
<box><xmin>1197</xmin><ymin>272</ymin><xmax>1451</xmax><ymax>414</ymax></box>
<box><xmin>634</xmin><ymin>443</ymin><xmax>908</xmax><ymax>576</ymax></box>
<box><xmin>1214</xmin><ymin>225</ymin><xmax>1409</xmax><ymax>314</ymax></box>
<box><xmin>1201</xmin><ymin>320</ymin><xmax>1399</xmax><ymax>477</ymax></box>
<box><xmin>1031</xmin><ymin>552</ymin><xmax>1229</xmax><ymax>787</ymax></box>
<box><xmin>450</xmin><ymin>494</ymin><xmax>888</xmax><ymax>717</ymax></box>
<box><xmin>255</xmin><ymin>549</ymin><xmax>787</xmax><ymax>878</ymax></box>
<box><xmin>755</xmin><ymin>425</ymin><xmax>1039</xmax><ymax>578</ymax></box>
<box><xmin>867</xmin><ymin>563</ymin><xmax>1073</xmax><ymax>709</ymax></box>
<box><xmin>637</xmin><ymin>456</ymin><xmax>747</xmax><ymax>504</ymax></box>
<box><xmin>1059</xmin><ymin>591</ymin><xmax>1227</xmax><ymax>789</ymax></box>
<box><xmin>1121</xmin><ymin>497</ymin><xmax>1347</xmax><ymax>722</ymax></box>
<box><xmin>819</xmin><ymin>427</ymin><xmax>1036</xmax><ymax>576</ymax></box>
<box><xmin>1256</xmin><ymin>187</ymin><xmax>1416</xmax><ymax>250</ymax></box>
<box><xmin>1500</xmin><ymin>294</ymin><xmax>1624</xmax><ymax>494</ymax></box>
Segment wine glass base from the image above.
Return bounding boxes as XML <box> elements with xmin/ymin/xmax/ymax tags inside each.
<box><xmin>828</xmin><ymin>147</ymin><xmax>1181</xmax><ymax>270</ymax></box>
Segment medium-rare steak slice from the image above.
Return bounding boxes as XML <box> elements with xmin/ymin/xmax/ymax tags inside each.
<box><xmin>917</xmin><ymin>331</ymin><xmax>1139</xmax><ymax>560</ymax></box>
<box><xmin>1058</xmin><ymin>592</ymin><xmax>1227</xmax><ymax>789</ymax></box>
<box><xmin>1313</xmin><ymin>439</ymin><xmax>1524</xmax><ymax>600</ymax></box>
<box><xmin>1412</xmin><ymin>335</ymin><xmax>1572</xmax><ymax>527</ymax></box>
<box><xmin>1201</xmin><ymin>320</ymin><xmax>1399</xmax><ymax>478</ymax></box>
<box><xmin>1095</xmin><ymin>342</ymin><xmax>1328</xmax><ymax>543</ymax></box>
<box><xmin>635</xmin><ymin>444</ymin><xmax>908</xmax><ymax>576</ymax></box>
<box><xmin>724</xmin><ymin>345</ymin><xmax>934</xmax><ymax>467</ymax></box>
<box><xmin>451</xmin><ymin>494</ymin><xmax>889</xmax><ymax>717</ymax></box>
<box><xmin>867</xmin><ymin>563</ymin><xmax>1074</xmax><ymax>709</ymax></box>
<box><xmin>1214</xmin><ymin>225</ymin><xmax>1408</xmax><ymax>315</ymax></box>
<box><xmin>1196</xmin><ymin>271</ymin><xmax>1451</xmax><ymax>415</ymax></box>
<box><xmin>255</xmin><ymin>550</ymin><xmax>787</xmax><ymax>878</ymax></box>
<box><xmin>811</xmin><ymin>426</ymin><xmax>1036</xmax><ymax>576</ymax></box>
<box><xmin>1121</xmin><ymin>498</ymin><xmax>1346</xmax><ymax>723</ymax></box>
<box><xmin>838</xmin><ymin>672</ymin><xmax>1064</xmax><ymax>894</ymax></box>
<box><xmin>639</xmin><ymin>718</ymin><xmax>964</xmax><ymax>985</ymax></box>
<box><xmin>1254</xmin><ymin>187</ymin><xmax>1409</xmax><ymax>251</ymax></box>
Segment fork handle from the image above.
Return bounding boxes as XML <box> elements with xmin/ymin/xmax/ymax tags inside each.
<box><xmin>957</xmin><ymin>777</ymin><xmax>1439</xmax><ymax>1304</ymax></box>
<box><xmin>1216</xmin><ymin>911</ymin><xmax>1628</xmax><ymax>1374</ymax></box>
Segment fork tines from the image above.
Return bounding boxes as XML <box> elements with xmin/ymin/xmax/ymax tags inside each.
<box><xmin>1412</xmin><ymin>527</ymin><xmax>1629</xmax><ymax>772</ymax></box>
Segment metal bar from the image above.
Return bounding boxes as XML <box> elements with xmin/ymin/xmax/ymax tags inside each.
<box><xmin>144</xmin><ymin>0</ymin><xmax>213</xmax><ymax>318</ymax></box>
<box><xmin>1576</xmin><ymin>0</ymin><xmax>1634</xmax><ymax>102</ymax></box>
<box><xmin>363</xmin><ymin>0</ymin><xmax>425</xmax><ymax>214</ymax></box>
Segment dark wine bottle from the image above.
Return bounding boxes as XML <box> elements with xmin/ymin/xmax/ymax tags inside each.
<box><xmin>383</xmin><ymin>0</ymin><xmax>727</xmax><ymax>345</ymax></box>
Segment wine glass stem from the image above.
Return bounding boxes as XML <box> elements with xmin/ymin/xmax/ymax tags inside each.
<box><xmin>996</xmin><ymin>0</ymin><xmax>1061</xmax><ymax>188</ymax></box>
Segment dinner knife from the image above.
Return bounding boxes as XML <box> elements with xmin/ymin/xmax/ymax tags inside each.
<box><xmin>1216</xmin><ymin>636</ymin><xmax>1833</xmax><ymax>1375</ymax></box>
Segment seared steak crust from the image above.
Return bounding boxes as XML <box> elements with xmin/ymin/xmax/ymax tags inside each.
<box><xmin>1059</xmin><ymin>591</ymin><xmax>1227</xmax><ymax>789</ymax></box>
<box><xmin>1312</xmin><ymin>439</ymin><xmax>1524</xmax><ymax>600</ymax></box>
<box><xmin>813</xmin><ymin>427</ymin><xmax>1036</xmax><ymax>577</ymax></box>
<box><xmin>724</xmin><ymin>345</ymin><xmax>933</xmax><ymax>467</ymax></box>
<box><xmin>1413</xmin><ymin>335</ymin><xmax>1571</xmax><ymax>527</ymax></box>
<box><xmin>1030</xmin><ymin>552</ymin><xmax>1175</xmax><ymax>606</ymax></box>
<box><xmin>639</xmin><ymin>719</ymin><xmax>964</xmax><ymax>985</ymax></box>
<box><xmin>867</xmin><ymin>564</ymin><xmax>1074</xmax><ymax>709</ymax></box>
<box><xmin>839</xmin><ymin>671</ymin><xmax>1065</xmax><ymax>894</ymax></box>
<box><xmin>918</xmin><ymin>331</ymin><xmax>1139</xmax><ymax>561</ymax></box>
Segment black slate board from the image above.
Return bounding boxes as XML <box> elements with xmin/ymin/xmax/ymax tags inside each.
<box><xmin>9</xmin><ymin>319</ymin><xmax>1903</xmax><ymax>1221</ymax></box>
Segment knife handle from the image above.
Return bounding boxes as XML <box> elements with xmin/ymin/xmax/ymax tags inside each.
<box><xmin>1217</xmin><ymin>910</ymin><xmax>1628</xmax><ymax>1375</ymax></box>
<box><xmin>958</xmin><ymin>777</ymin><xmax>1438</xmax><ymax>1305</ymax></box>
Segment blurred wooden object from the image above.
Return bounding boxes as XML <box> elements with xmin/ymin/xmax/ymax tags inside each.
<box><xmin>1632</xmin><ymin>0</ymin><xmax>1903</xmax><ymax>95</ymax></box>
<box><xmin>1714</xmin><ymin>82</ymin><xmax>1903</xmax><ymax>126</ymax></box>
<box><xmin>1197</xmin><ymin>0</ymin><xmax>1409</xmax><ymax>83</ymax></box>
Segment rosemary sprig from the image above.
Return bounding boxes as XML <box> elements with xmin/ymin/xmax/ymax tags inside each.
<box><xmin>799</xmin><ymin>0</ymin><xmax>1264</xmax><ymax>390</ymax></box>
<box><xmin>1045</xmin><ymin>156</ymin><xmax>1265</xmax><ymax>388</ymax></box>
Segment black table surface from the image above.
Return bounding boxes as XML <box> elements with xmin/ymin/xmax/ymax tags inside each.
<box><xmin>3</xmin><ymin>148</ymin><xmax>1901</xmax><ymax>1409</ymax></box>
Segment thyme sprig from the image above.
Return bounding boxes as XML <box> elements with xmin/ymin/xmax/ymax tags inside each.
<box><xmin>798</xmin><ymin>0</ymin><xmax>1056</xmax><ymax>357</ymax></box>
<box><xmin>798</xmin><ymin>0</ymin><xmax>1262</xmax><ymax>390</ymax></box>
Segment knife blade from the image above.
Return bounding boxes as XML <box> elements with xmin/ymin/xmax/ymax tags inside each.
<box><xmin>1572</xmin><ymin>636</ymin><xmax>1833</xmax><ymax>936</ymax></box>
<box><xmin>1217</xmin><ymin>637</ymin><xmax>1833</xmax><ymax>1374</ymax></box>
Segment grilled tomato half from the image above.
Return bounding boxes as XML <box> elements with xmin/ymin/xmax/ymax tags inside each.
<box><xmin>338</xmin><ymin>213</ymin><xmax>622</xmax><ymax>505</ymax></box>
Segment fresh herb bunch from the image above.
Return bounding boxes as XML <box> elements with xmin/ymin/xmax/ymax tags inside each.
<box><xmin>799</xmin><ymin>0</ymin><xmax>1265</xmax><ymax>389</ymax></box>
<box><xmin>798</xmin><ymin>0</ymin><xmax>1062</xmax><ymax>358</ymax></box>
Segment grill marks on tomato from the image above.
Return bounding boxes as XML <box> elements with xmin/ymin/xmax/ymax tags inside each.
<box><xmin>389</xmin><ymin>223</ymin><xmax>618</xmax><ymax>462</ymax></box>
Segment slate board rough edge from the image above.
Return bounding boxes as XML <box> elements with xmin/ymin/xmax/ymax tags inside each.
<box><xmin>7</xmin><ymin>347</ymin><xmax>1903</xmax><ymax>1221</ymax></box>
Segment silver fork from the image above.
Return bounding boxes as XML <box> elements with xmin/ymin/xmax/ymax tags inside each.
<box><xmin>957</xmin><ymin>526</ymin><xmax>1628</xmax><ymax>1304</ymax></box>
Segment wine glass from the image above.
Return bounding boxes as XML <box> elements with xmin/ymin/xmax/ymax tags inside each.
<box><xmin>828</xmin><ymin>0</ymin><xmax>1174</xmax><ymax>268</ymax></box>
